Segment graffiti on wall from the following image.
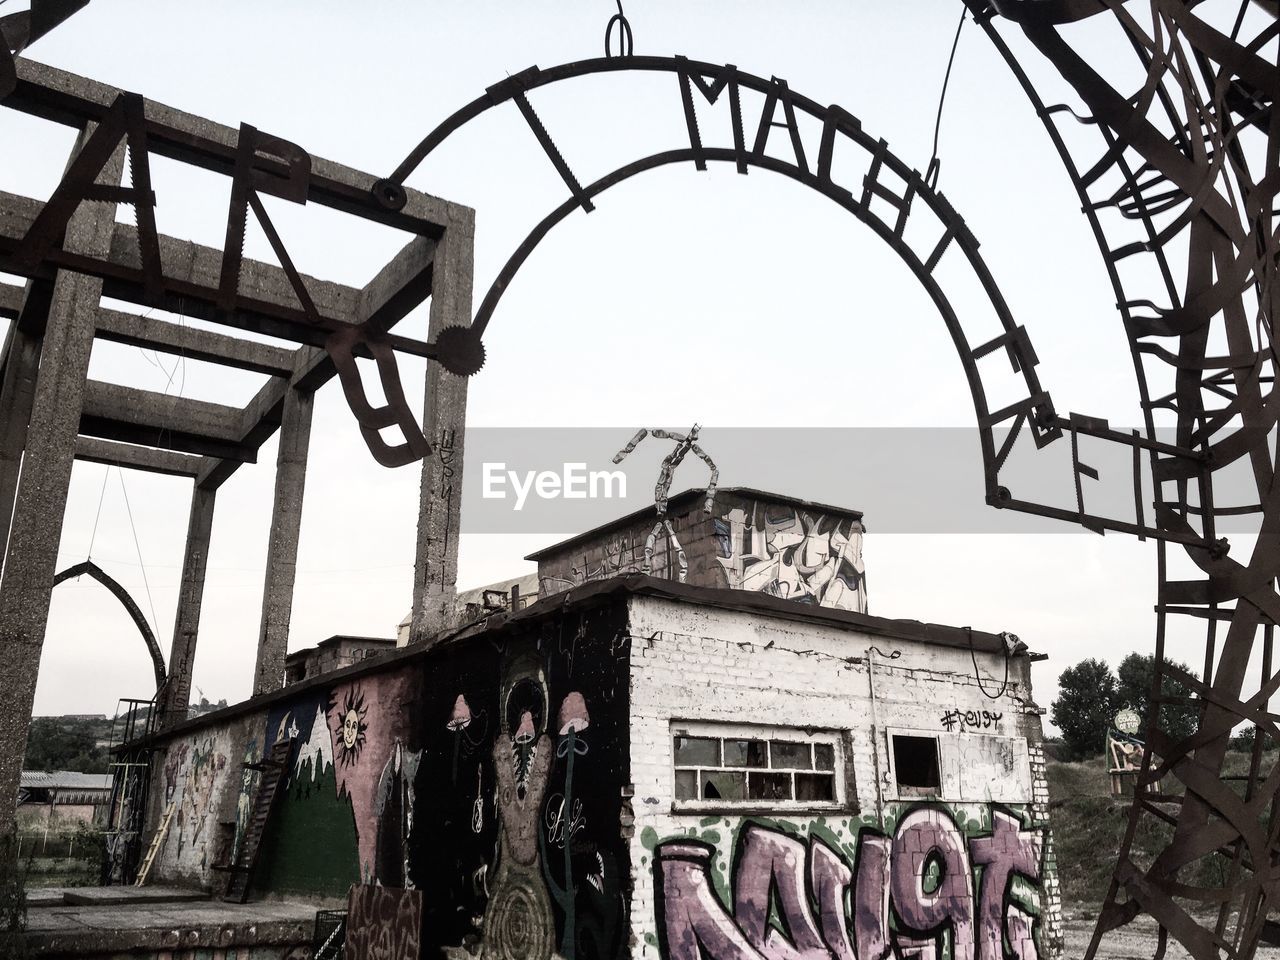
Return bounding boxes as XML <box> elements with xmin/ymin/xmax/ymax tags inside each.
<box><xmin>162</xmin><ymin>734</ymin><xmax>230</xmax><ymax>875</ymax></box>
<box><xmin>345</xmin><ymin>884</ymin><xmax>423</xmax><ymax>960</ymax></box>
<box><xmin>328</xmin><ymin>673</ymin><xmax>418</xmax><ymax>883</ymax></box>
<box><xmin>714</xmin><ymin>506</ymin><xmax>865</xmax><ymax>612</ymax></box>
<box><xmin>482</xmin><ymin>652</ymin><xmax>557</xmax><ymax>960</ymax></box>
<box><xmin>655</xmin><ymin>809</ymin><xmax>1043</xmax><ymax>960</ymax></box>
<box><xmin>941</xmin><ymin>710</ymin><xmax>1002</xmax><ymax>734</ymax></box>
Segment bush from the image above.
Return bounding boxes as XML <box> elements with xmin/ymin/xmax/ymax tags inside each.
<box><xmin>0</xmin><ymin>834</ymin><xmax>29</xmax><ymax>960</ymax></box>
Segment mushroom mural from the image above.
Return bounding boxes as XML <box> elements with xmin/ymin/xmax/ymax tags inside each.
<box><xmin>545</xmin><ymin>691</ymin><xmax>591</xmax><ymax>960</ymax></box>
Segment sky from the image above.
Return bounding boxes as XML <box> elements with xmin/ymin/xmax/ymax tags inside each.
<box><xmin>0</xmin><ymin>0</ymin><xmax>1229</xmax><ymax>728</ymax></box>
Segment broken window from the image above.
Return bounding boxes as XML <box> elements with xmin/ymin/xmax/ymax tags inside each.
<box><xmin>671</xmin><ymin>723</ymin><xmax>843</xmax><ymax>809</ymax></box>
<box><xmin>892</xmin><ymin>734</ymin><xmax>942</xmax><ymax>795</ymax></box>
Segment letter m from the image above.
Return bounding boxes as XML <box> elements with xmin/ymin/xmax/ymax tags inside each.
<box><xmin>676</xmin><ymin>57</ymin><xmax>747</xmax><ymax>174</ymax></box>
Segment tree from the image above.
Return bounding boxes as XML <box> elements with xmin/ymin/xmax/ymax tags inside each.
<box><xmin>22</xmin><ymin>719</ymin><xmax>107</xmax><ymax>774</ymax></box>
<box><xmin>1051</xmin><ymin>658</ymin><xmax>1118</xmax><ymax>760</ymax></box>
<box><xmin>1115</xmin><ymin>652</ymin><xmax>1199</xmax><ymax>744</ymax></box>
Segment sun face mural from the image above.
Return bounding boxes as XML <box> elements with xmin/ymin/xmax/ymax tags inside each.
<box><xmin>334</xmin><ymin>686</ymin><xmax>369</xmax><ymax>767</ymax></box>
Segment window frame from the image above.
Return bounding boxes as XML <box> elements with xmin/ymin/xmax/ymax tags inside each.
<box><xmin>887</xmin><ymin>731</ymin><xmax>943</xmax><ymax>798</ymax></box>
<box><xmin>670</xmin><ymin>720</ymin><xmax>847</xmax><ymax>813</ymax></box>
<box><xmin>884</xmin><ymin>726</ymin><xmax>1032</xmax><ymax>803</ymax></box>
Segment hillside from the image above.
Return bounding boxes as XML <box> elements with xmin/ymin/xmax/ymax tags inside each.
<box><xmin>1047</xmin><ymin>749</ymin><xmax>1267</xmax><ymax>909</ymax></box>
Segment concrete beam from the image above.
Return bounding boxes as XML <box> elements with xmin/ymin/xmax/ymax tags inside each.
<box><xmin>73</xmin><ymin>437</ymin><xmax>204</xmax><ymax>478</ymax></box>
<box><xmin>95</xmin><ymin>308</ymin><xmax>298</xmax><ymax>376</ymax></box>
<box><xmin>0</xmin><ymin>130</ymin><xmax>123</xmax><ymax>837</ymax></box>
<box><xmin>251</xmin><ymin>386</ymin><xmax>313</xmax><ymax>696</ymax></box>
<box><xmin>0</xmin><ymin>189</ymin><xmax>363</xmax><ymax>348</ymax></box>
<box><xmin>10</xmin><ymin>56</ymin><xmax>465</xmax><ymax>231</ymax></box>
<box><xmin>197</xmin><ymin>234</ymin><xmax>439</xmax><ymax>491</ymax></box>
<box><xmin>80</xmin><ymin>380</ymin><xmax>258</xmax><ymax>462</ymax></box>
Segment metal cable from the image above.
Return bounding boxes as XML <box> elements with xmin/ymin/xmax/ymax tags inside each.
<box><xmin>926</xmin><ymin>6</ymin><xmax>967</xmax><ymax>189</ymax></box>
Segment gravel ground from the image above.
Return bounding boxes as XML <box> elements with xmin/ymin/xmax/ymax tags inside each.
<box><xmin>1062</xmin><ymin>913</ymin><xmax>1280</xmax><ymax>958</ymax></box>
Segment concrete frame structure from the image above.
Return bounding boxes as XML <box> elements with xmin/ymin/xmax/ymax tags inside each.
<box><xmin>0</xmin><ymin>59</ymin><xmax>475</xmax><ymax>836</ymax></box>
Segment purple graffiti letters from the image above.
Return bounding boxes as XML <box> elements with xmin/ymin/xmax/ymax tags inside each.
<box><xmin>658</xmin><ymin>843</ymin><xmax>764</xmax><ymax>960</ymax></box>
<box><xmin>969</xmin><ymin>811</ymin><xmax>1042</xmax><ymax>960</ymax></box>
<box><xmin>734</xmin><ymin>825</ymin><xmax>829</xmax><ymax>960</ymax></box>
<box><xmin>655</xmin><ymin>809</ymin><xmax>1043</xmax><ymax>960</ymax></box>
<box><xmin>890</xmin><ymin>809</ymin><xmax>975</xmax><ymax>960</ymax></box>
<box><xmin>852</xmin><ymin>834</ymin><xmax>892</xmax><ymax>960</ymax></box>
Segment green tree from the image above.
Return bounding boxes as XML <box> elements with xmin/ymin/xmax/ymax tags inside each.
<box><xmin>22</xmin><ymin>719</ymin><xmax>107</xmax><ymax>774</ymax></box>
<box><xmin>1051</xmin><ymin>658</ymin><xmax>1118</xmax><ymax>760</ymax></box>
<box><xmin>1115</xmin><ymin>653</ymin><xmax>1200</xmax><ymax>744</ymax></box>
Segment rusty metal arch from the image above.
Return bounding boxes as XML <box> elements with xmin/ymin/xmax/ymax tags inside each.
<box><xmin>52</xmin><ymin>560</ymin><xmax>166</xmax><ymax>694</ymax></box>
<box><xmin>378</xmin><ymin>55</ymin><xmax>1074</xmax><ymax>517</ymax></box>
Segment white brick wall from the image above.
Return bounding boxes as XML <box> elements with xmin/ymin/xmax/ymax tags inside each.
<box><xmin>624</xmin><ymin>594</ymin><xmax>1060</xmax><ymax>959</ymax></box>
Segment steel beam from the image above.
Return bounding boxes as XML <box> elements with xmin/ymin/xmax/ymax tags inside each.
<box><xmin>0</xmin><ymin>129</ymin><xmax>122</xmax><ymax>837</ymax></box>
<box><xmin>251</xmin><ymin>385</ymin><xmax>313</xmax><ymax>695</ymax></box>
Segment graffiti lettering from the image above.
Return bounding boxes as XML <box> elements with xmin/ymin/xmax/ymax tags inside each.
<box><xmin>940</xmin><ymin>709</ymin><xmax>1002</xmax><ymax>734</ymax></box>
<box><xmin>655</xmin><ymin>810</ymin><xmax>1042</xmax><ymax>960</ymax></box>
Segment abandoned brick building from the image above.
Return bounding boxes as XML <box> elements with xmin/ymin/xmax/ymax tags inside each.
<box><xmin>134</xmin><ymin>489</ymin><xmax>1062</xmax><ymax>959</ymax></box>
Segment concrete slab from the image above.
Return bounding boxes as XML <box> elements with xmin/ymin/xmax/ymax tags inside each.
<box><xmin>24</xmin><ymin>892</ymin><xmax>339</xmax><ymax>956</ymax></box>
<box><xmin>61</xmin><ymin>884</ymin><xmax>211</xmax><ymax>906</ymax></box>
<box><xmin>23</xmin><ymin>887</ymin><xmax>66</xmax><ymax>905</ymax></box>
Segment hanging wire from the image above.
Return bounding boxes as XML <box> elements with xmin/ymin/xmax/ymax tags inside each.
<box><xmin>85</xmin><ymin>464</ymin><xmax>112</xmax><ymax>561</ymax></box>
<box><xmin>969</xmin><ymin>627</ymin><xmax>1012</xmax><ymax>700</ymax></box>
<box><xmin>925</xmin><ymin>6</ymin><xmax>967</xmax><ymax>190</ymax></box>
<box><xmin>116</xmin><ymin>468</ymin><xmax>160</xmax><ymax>636</ymax></box>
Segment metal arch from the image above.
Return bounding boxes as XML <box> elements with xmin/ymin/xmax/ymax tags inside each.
<box><xmin>970</xmin><ymin>1</ymin><xmax>1280</xmax><ymax>957</ymax></box>
<box><xmin>52</xmin><ymin>560</ymin><xmax>167</xmax><ymax>694</ymax></box>
<box><xmin>465</xmin><ymin>142</ymin><xmax>1052</xmax><ymax>479</ymax></box>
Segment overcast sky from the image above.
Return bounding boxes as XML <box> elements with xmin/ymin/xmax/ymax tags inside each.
<box><xmin>1</xmin><ymin>0</ymin><xmax>1227</xmax><ymax>730</ymax></box>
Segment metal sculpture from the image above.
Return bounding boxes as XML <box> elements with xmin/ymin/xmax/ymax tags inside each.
<box><xmin>969</xmin><ymin>2</ymin><xmax>1280</xmax><ymax>956</ymax></box>
<box><xmin>51</xmin><ymin>560</ymin><xmax>166</xmax><ymax>694</ymax></box>
<box><xmin>611</xmin><ymin>425</ymin><xmax>719</xmax><ymax>581</ymax></box>
<box><xmin>5</xmin><ymin>4</ymin><xmax>1279</xmax><ymax>954</ymax></box>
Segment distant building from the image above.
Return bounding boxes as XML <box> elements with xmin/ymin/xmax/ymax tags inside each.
<box><xmin>284</xmin><ymin>635</ymin><xmax>398</xmax><ymax>686</ymax></box>
<box><xmin>17</xmin><ymin>771</ymin><xmax>113</xmax><ymax>828</ymax></box>
<box><xmin>395</xmin><ymin>573</ymin><xmax>540</xmax><ymax>646</ymax></box>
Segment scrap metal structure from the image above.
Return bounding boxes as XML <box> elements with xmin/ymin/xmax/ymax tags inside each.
<box><xmin>1</xmin><ymin>0</ymin><xmax>1279</xmax><ymax>957</ymax></box>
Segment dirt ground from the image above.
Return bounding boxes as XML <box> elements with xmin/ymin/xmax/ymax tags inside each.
<box><xmin>1062</xmin><ymin>913</ymin><xmax>1280</xmax><ymax>958</ymax></box>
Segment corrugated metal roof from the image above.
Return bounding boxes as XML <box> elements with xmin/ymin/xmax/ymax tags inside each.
<box><xmin>20</xmin><ymin>771</ymin><xmax>113</xmax><ymax>790</ymax></box>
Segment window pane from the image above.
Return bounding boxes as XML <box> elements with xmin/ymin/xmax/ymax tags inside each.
<box><xmin>701</xmin><ymin>770</ymin><xmax>746</xmax><ymax>801</ymax></box>
<box><xmin>814</xmin><ymin>743</ymin><xmax>835</xmax><ymax>771</ymax></box>
<box><xmin>674</xmin><ymin>736</ymin><xmax>720</xmax><ymax>767</ymax></box>
<box><xmin>796</xmin><ymin>773</ymin><xmax>835</xmax><ymax>802</ymax></box>
<box><xmin>723</xmin><ymin>739</ymin><xmax>767</xmax><ymax>768</ymax></box>
<box><xmin>770</xmin><ymin>740</ymin><xmax>811</xmax><ymax>769</ymax></box>
<box><xmin>675</xmin><ymin>770</ymin><xmax>698</xmax><ymax>800</ymax></box>
<box><xmin>748</xmin><ymin>771</ymin><xmax>792</xmax><ymax>801</ymax></box>
<box><xmin>892</xmin><ymin>735</ymin><xmax>941</xmax><ymax>790</ymax></box>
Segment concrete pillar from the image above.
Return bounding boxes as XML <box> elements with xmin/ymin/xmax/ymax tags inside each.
<box><xmin>0</xmin><ymin>132</ymin><xmax>122</xmax><ymax>835</ymax></box>
<box><xmin>410</xmin><ymin>212</ymin><xmax>475</xmax><ymax>644</ymax></box>
<box><xmin>156</xmin><ymin>484</ymin><xmax>216</xmax><ymax>729</ymax></box>
<box><xmin>251</xmin><ymin>385</ymin><xmax>314</xmax><ymax>695</ymax></box>
<box><xmin>0</xmin><ymin>319</ymin><xmax>43</xmax><ymax>563</ymax></box>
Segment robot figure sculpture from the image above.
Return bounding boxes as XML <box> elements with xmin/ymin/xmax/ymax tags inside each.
<box><xmin>612</xmin><ymin>425</ymin><xmax>719</xmax><ymax>582</ymax></box>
